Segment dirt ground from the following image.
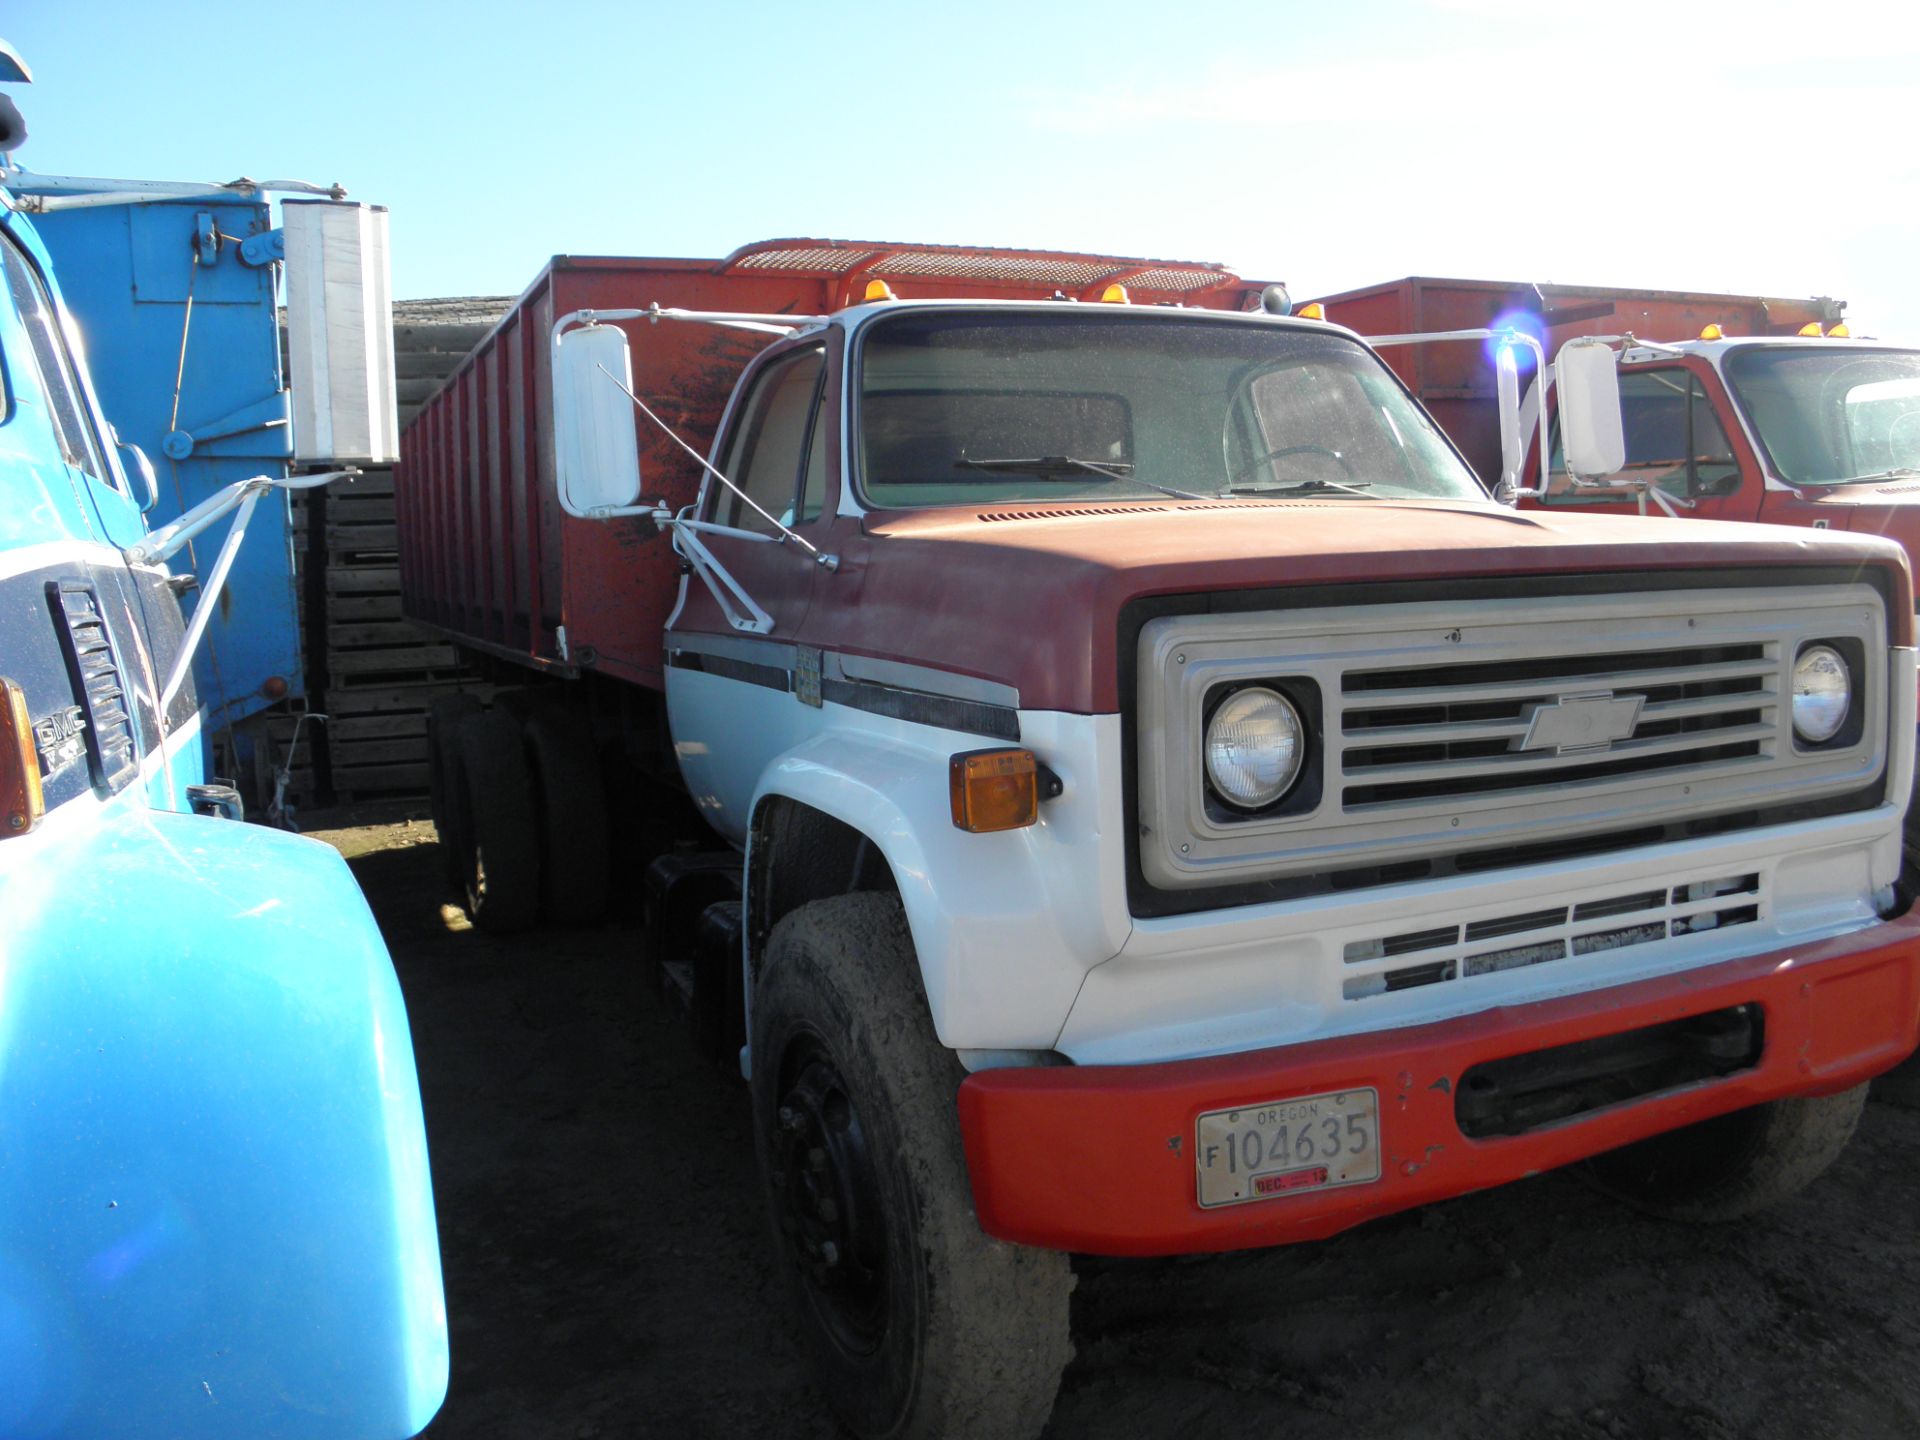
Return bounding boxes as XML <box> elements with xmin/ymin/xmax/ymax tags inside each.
<box><xmin>308</xmin><ymin>810</ymin><xmax>1920</xmax><ymax>1440</ymax></box>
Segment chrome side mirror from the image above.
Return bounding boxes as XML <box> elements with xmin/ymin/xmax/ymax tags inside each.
<box><xmin>552</xmin><ymin>322</ymin><xmax>645</xmax><ymax>518</ymax></box>
<box><xmin>1556</xmin><ymin>340</ymin><xmax>1626</xmax><ymax>481</ymax></box>
<box><xmin>1495</xmin><ymin>344</ymin><xmax>1522</xmax><ymax>503</ymax></box>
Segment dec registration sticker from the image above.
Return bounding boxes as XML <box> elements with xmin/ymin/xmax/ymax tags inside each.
<box><xmin>1195</xmin><ymin>1087</ymin><xmax>1381</xmax><ymax>1208</ymax></box>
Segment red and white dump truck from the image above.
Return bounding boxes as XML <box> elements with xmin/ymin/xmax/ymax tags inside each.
<box><xmin>1317</xmin><ymin>277</ymin><xmax>1920</xmax><ymax>548</ymax></box>
<box><xmin>398</xmin><ymin>239</ymin><xmax>1920</xmax><ymax>1438</ymax></box>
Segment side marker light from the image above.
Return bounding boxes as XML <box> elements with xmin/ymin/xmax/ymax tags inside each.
<box><xmin>1798</xmin><ymin>322</ymin><xmax>1825</xmax><ymax>337</ymax></box>
<box><xmin>950</xmin><ymin>749</ymin><xmax>1062</xmax><ymax>832</ymax></box>
<box><xmin>1296</xmin><ymin>302</ymin><xmax>1326</xmax><ymax>321</ymax></box>
<box><xmin>864</xmin><ymin>280</ymin><xmax>897</xmax><ymax>302</ymax></box>
<box><xmin>1</xmin><ymin>676</ymin><xmax>44</xmax><ymax>839</ymax></box>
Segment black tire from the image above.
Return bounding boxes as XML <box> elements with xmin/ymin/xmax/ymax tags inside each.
<box><xmin>453</xmin><ymin>708</ymin><xmax>541</xmax><ymax>934</ymax></box>
<box><xmin>427</xmin><ymin>693</ymin><xmax>482</xmax><ymax>888</ymax></box>
<box><xmin>523</xmin><ymin>706</ymin><xmax>610</xmax><ymax>926</ymax></box>
<box><xmin>1583</xmin><ymin>1083</ymin><xmax>1869</xmax><ymax>1222</ymax></box>
<box><xmin>750</xmin><ymin>893</ymin><xmax>1072</xmax><ymax>1440</ymax></box>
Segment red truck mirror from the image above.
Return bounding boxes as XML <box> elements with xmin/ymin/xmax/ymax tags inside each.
<box><xmin>553</xmin><ymin>321</ymin><xmax>646</xmax><ymax>518</ymax></box>
<box><xmin>1556</xmin><ymin>339</ymin><xmax>1626</xmax><ymax>481</ymax></box>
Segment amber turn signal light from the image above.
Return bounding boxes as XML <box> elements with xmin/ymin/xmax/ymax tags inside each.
<box><xmin>1</xmin><ymin>676</ymin><xmax>44</xmax><ymax>840</ymax></box>
<box><xmin>950</xmin><ymin>748</ymin><xmax>1040</xmax><ymax>833</ymax></box>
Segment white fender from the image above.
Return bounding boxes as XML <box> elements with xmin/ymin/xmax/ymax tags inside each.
<box><xmin>747</xmin><ymin>709</ymin><xmax>1132</xmax><ymax>1051</ymax></box>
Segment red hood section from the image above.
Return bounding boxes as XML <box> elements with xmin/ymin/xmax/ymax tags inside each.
<box><xmin>813</xmin><ymin>500</ymin><xmax>1912</xmax><ymax>714</ymax></box>
<box><xmin>1800</xmin><ymin>487</ymin><xmax>1920</xmax><ymax>554</ymax></box>
<box><xmin>1759</xmin><ymin>486</ymin><xmax>1920</xmax><ymax>573</ymax></box>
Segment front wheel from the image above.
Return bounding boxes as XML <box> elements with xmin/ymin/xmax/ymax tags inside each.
<box><xmin>1582</xmin><ymin>1084</ymin><xmax>1868</xmax><ymax>1222</ymax></box>
<box><xmin>750</xmin><ymin>893</ymin><xmax>1072</xmax><ymax>1440</ymax></box>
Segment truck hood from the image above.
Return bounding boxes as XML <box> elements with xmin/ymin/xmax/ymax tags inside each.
<box><xmin>1765</xmin><ymin>483</ymin><xmax>1920</xmax><ymax>567</ymax></box>
<box><xmin>820</xmin><ymin>499</ymin><xmax>1912</xmax><ymax>713</ymax></box>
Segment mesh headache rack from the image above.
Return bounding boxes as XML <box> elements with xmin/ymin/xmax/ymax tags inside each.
<box><xmin>715</xmin><ymin>237</ymin><xmax>1261</xmax><ymax>309</ymax></box>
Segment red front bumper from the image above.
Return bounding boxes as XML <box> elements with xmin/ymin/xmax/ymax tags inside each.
<box><xmin>957</xmin><ymin>913</ymin><xmax>1920</xmax><ymax>1256</ymax></box>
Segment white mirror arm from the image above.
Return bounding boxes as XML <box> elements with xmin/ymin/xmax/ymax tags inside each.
<box><xmin>160</xmin><ymin>488</ymin><xmax>257</xmax><ymax>711</ymax></box>
<box><xmin>671</xmin><ymin>520</ymin><xmax>775</xmax><ymax>635</ymax></box>
<box><xmin>644</xmin><ymin>302</ymin><xmax>828</xmax><ymax>334</ymax></box>
<box><xmin>124</xmin><ymin>468</ymin><xmax>361</xmax><ymax>714</ymax></box>
<box><xmin>591</xmin><ymin>361</ymin><xmax>840</xmax><ymax>572</ymax></box>
<box><xmin>129</xmin><ymin>467</ymin><xmax>361</xmax><ymax>566</ymax></box>
<box><xmin>1638</xmin><ymin>485</ymin><xmax>1694</xmax><ymax>518</ymax></box>
<box><xmin>1369</xmin><ymin>328</ymin><xmax>1550</xmax><ymax>499</ymax></box>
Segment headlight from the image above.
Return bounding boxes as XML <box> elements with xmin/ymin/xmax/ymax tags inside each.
<box><xmin>1204</xmin><ymin>687</ymin><xmax>1304</xmax><ymax>809</ymax></box>
<box><xmin>1792</xmin><ymin>644</ymin><xmax>1850</xmax><ymax>744</ymax></box>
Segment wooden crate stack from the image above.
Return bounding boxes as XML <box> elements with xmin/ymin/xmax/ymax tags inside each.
<box><xmin>283</xmin><ymin>295</ymin><xmax>514</xmax><ymax>808</ymax></box>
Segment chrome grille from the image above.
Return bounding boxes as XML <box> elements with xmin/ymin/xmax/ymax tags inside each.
<box><xmin>1341</xmin><ymin>872</ymin><xmax>1761</xmax><ymax>1000</ymax></box>
<box><xmin>1340</xmin><ymin>640</ymin><xmax>1777</xmax><ymax>809</ymax></box>
<box><xmin>1134</xmin><ymin>584</ymin><xmax>1889</xmax><ymax>893</ymax></box>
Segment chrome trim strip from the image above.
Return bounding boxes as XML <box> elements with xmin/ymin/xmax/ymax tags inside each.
<box><xmin>829</xmin><ymin>652</ymin><xmax>1020</xmax><ymax>709</ymax></box>
<box><xmin>667</xmin><ymin>629</ymin><xmax>799</xmax><ymax>673</ymax></box>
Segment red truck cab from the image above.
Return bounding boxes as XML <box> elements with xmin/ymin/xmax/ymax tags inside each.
<box><xmin>1524</xmin><ymin>336</ymin><xmax>1920</xmax><ymax>557</ymax></box>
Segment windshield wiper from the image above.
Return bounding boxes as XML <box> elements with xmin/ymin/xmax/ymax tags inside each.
<box><xmin>956</xmin><ymin>454</ymin><xmax>1207</xmax><ymax>501</ymax></box>
<box><xmin>1226</xmin><ymin>479</ymin><xmax>1376</xmax><ymax>498</ymax></box>
<box><xmin>1830</xmin><ymin>467</ymin><xmax>1920</xmax><ymax>486</ymax></box>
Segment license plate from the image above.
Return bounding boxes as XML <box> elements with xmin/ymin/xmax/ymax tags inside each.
<box><xmin>1195</xmin><ymin>1087</ymin><xmax>1381</xmax><ymax>1208</ymax></box>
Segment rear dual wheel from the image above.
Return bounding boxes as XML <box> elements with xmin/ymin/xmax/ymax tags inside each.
<box><xmin>751</xmin><ymin>893</ymin><xmax>1072</xmax><ymax>1440</ymax></box>
<box><xmin>524</xmin><ymin>706</ymin><xmax>610</xmax><ymax>927</ymax></box>
<box><xmin>452</xmin><ymin>708</ymin><xmax>542</xmax><ymax>934</ymax></box>
<box><xmin>427</xmin><ymin>693</ymin><xmax>482</xmax><ymax>888</ymax></box>
<box><xmin>429</xmin><ymin>696</ymin><xmax>612</xmax><ymax>933</ymax></box>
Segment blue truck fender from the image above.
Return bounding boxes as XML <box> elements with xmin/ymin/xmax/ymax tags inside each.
<box><xmin>0</xmin><ymin>804</ymin><xmax>448</xmax><ymax>1440</ymax></box>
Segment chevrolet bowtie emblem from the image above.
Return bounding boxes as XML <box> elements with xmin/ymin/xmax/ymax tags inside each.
<box><xmin>1520</xmin><ymin>691</ymin><xmax>1643</xmax><ymax>754</ymax></box>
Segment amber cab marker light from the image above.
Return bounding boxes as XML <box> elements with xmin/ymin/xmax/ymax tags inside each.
<box><xmin>1</xmin><ymin>676</ymin><xmax>44</xmax><ymax>840</ymax></box>
<box><xmin>1829</xmin><ymin>322</ymin><xmax>1852</xmax><ymax>338</ymax></box>
<box><xmin>1098</xmin><ymin>283</ymin><xmax>1131</xmax><ymax>304</ymax></box>
<box><xmin>864</xmin><ymin>279</ymin><xmax>897</xmax><ymax>302</ymax></box>
<box><xmin>950</xmin><ymin>749</ymin><xmax>1040</xmax><ymax>833</ymax></box>
<box><xmin>1296</xmin><ymin>302</ymin><xmax>1327</xmax><ymax>321</ymax></box>
<box><xmin>1798</xmin><ymin>322</ymin><xmax>1825</xmax><ymax>337</ymax></box>
<box><xmin>1699</xmin><ymin>323</ymin><xmax>1725</xmax><ymax>340</ymax></box>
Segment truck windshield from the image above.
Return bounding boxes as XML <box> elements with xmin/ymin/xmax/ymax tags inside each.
<box><xmin>1724</xmin><ymin>346</ymin><xmax>1920</xmax><ymax>485</ymax></box>
<box><xmin>854</xmin><ymin>311</ymin><xmax>1485</xmax><ymax>508</ymax></box>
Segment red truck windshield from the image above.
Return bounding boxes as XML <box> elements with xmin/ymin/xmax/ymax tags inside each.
<box><xmin>854</xmin><ymin>310</ymin><xmax>1485</xmax><ymax>508</ymax></box>
<box><xmin>1725</xmin><ymin>345</ymin><xmax>1920</xmax><ymax>485</ymax></box>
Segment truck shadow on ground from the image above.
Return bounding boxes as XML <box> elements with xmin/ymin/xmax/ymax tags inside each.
<box><xmin>331</xmin><ymin>829</ymin><xmax>1920</xmax><ymax>1440</ymax></box>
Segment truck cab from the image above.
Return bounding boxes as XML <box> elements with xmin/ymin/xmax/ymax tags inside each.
<box><xmin>1527</xmin><ymin>335</ymin><xmax>1920</xmax><ymax>557</ymax></box>
<box><xmin>0</xmin><ymin>51</ymin><xmax>445</xmax><ymax>1439</ymax></box>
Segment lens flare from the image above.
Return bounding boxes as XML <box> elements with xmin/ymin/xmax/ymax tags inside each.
<box><xmin>1486</xmin><ymin>307</ymin><xmax>1545</xmax><ymax>373</ymax></box>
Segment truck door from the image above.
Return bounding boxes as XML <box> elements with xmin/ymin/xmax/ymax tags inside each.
<box><xmin>666</xmin><ymin>339</ymin><xmax>832</xmax><ymax>841</ymax></box>
<box><xmin>1537</xmin><ymin>364</ymin><xmax>1756</xmax><ymax>521</ymax></box>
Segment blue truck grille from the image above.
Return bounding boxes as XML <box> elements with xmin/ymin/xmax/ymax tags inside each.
<box><xmin>48</xmin><ymin>579</ymin><xmax>138</xmax><ymax>795</ymax></box>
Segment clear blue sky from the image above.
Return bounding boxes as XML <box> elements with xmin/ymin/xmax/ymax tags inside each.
<box><xmin>8</xmin><ymin>0</ymin><xmax>1917</xmax><ymax>337</ymax></box>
